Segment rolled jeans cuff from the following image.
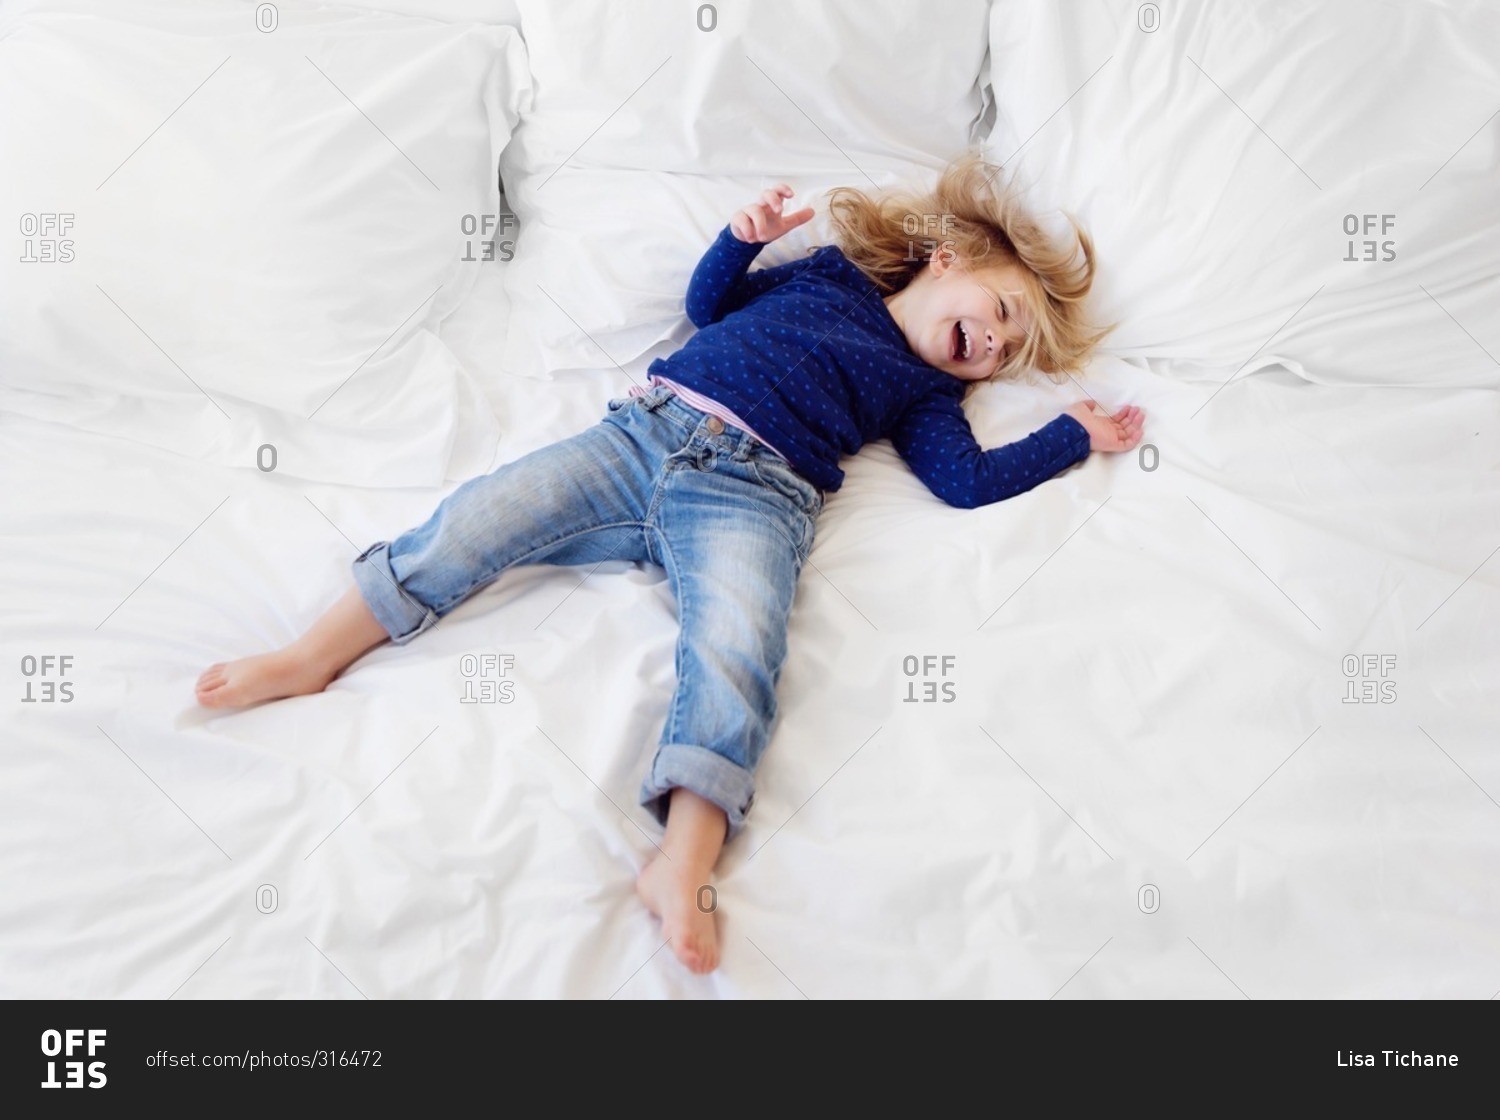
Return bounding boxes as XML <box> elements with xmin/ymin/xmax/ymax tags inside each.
<box><xmin>351</xmin><ymin>541</ymin><xmax>438</xmax><ymax>645</ymax></box>
<box><xmin>640</xmin><ymin>743</ymin><xmax>756</xmax><ymax>840</ymax></box>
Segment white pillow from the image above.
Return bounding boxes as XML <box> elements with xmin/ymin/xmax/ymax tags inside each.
<box><xmin>0</xmin><ymin>1</ymin><xmax>531</xmax><ymax>485</ymax></box>
<box><xmin>296</xmin><ymin>0</ymin><xmax>521</xmax><ymax>23</ymax></box>
<box><xmin>498</xmin><ymin>0</ymin><xmax>991</xmax><ymax>378</ymax></box>
<box><xmin>983</xmin><ymin>0</ymin><xmax>1500</xmax><ymax>388</ymax></box>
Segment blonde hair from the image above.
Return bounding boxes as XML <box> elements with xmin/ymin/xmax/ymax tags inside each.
<box><xmin>827</xmin><ymin>154</ymin><xmax>1112</xmax><ymax>381</ymax></box>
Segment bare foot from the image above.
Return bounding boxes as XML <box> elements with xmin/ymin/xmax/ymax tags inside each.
<box><xmin>195</xmin><ymin>649</ymin><xmax>336</xmax><ymax>709</ymax></box>
<box><xmin>636</xmin><ymin>854</ymin><xmax>720</xmax><ymax>974</ymax></box>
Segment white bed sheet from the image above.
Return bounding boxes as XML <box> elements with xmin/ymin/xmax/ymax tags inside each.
<box><xmin>3</xmin><ymin>352</ymin><xmax>1497</xmax><ymax>998</ymax></box>
<box><xmin>4</xmin><ymin>0</ymin><xmax>1497</xmax><ymax>1002</ymax></box>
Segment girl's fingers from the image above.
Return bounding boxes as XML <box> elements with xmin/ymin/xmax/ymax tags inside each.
<box><xmin>733</xmin><ymin>197</ymin><xmax>812</xmax><ymax>242</ymax></box>
<box><xmin>1072</xmin><ymin>401</ymin><xmax>1144</xmax><ymax>451</ymax></box>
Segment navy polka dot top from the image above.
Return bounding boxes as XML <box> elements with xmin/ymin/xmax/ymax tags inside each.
<box><xmin>652</xmin><ymin>226</ymin><xmax>1091</xmax><ymax>508</ymax></box>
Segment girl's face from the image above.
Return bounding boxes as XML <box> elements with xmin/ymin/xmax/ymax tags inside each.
<box><xmin>885</xmin><ymin>252</ymin><xmax>1033</xmax><ymax>381</ymax></box>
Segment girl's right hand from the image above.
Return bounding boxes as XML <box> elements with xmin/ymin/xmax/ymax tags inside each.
<box><xmin>730</xmin><ymin>184</ymin><xmax>815</xmax><ymax>244</ymax></box>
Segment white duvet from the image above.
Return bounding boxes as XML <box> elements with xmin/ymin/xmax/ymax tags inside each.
<box><xmin>2</xmin><ymin>0</ymin><xmax>1497</xmax><ymax>999</ymax></box>
<box><xmin>5</xmin><ymin>354</ymin><xmax>1498</xmax><ymax>998</ymax></box>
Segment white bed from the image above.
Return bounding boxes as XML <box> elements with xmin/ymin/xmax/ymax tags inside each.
<box><xmin>2</xmin><ymin>0</ymin><xmax>1497</xmax><ymax>999</ymax></box>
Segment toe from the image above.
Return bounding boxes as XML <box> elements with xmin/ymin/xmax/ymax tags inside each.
<box><xmin>688</xmin><ymin>930</ymin><xmax>720</xmax><ymax>974</ymax></box>
<box><xmin>198</xmin><ymin>683</ymin><xmax>233</xmax><ymax>708</ymax></box>
<box><xmin>683</xmin><ymin>945</ymin><xmax>708</xmax><ymax>974</ymax></box>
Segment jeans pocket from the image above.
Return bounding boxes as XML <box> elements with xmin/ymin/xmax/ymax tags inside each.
<box><xmin>752</xmin><ymin>456</ymin><xmax>822</xmax><ymax>519</ymax></box>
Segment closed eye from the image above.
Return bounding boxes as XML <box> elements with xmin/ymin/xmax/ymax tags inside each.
<box><xmin>980</xmin><ymin>284</ymin><xmax>1008</xmax><ymax>328</ymax></box>
<box><xmin>981</xmin><ymin>284</ymin><xmax>1031</xmax><ymax>370</ymax></box>
<box><xmin>979</xmin><ymin>286</ymin><xmax>1008</xmax><ymax>367</ymax></box>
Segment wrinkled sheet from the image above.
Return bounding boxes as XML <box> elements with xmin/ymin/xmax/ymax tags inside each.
<box><xmin>4</xmin><ymin>350</ymin><xmax>1497</xmax><ymax>998</ymax></box>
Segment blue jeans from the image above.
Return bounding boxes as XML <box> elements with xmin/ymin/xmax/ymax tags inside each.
<box><xmin>351</xmin><ymin>384</ymin><xmax>823</xmax><ymax>837</ymax></box>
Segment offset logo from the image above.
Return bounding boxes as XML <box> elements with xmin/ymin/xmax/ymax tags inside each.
<box><xmin>901</xmin><ymin>654</ymin><xmax>956</xmax><ymax>704</ymax></box>
<box><xmin>459</xmin><ymin>653</ymin><xmax>516</xmax><ymax>704</ymax></box>
<box><xmin>1343</xmin><ymin>214</ymin><xmax>1396</xmax><ymax>262</ymax></box>
<box><xmin>1342</xmin><ymin>654</ymin><xmax>1396</xmax><ymax>703</ymax></box>
<box><xmin>460</xmin><ymin>214</ymin><xmax>517</xmax><ymax>262</ymax></box>
<box><xmin>19</xmin><ymin>213</ymin><xmax>75</xmax><ymax>263</ymax></box>
<box><xmin>40</xmin><ymin>1029</ymin><xmax>106</xmax><ymax>1089</ymax></box>
<box><xmin>20</xmin><ymin>654</ymin><xmax>75</xmax><ymax>703</ymax></box>
<box><xmin>901</xmin><ymin>214</ymin><xmax>956</xmax><ymax>265</ymax></box>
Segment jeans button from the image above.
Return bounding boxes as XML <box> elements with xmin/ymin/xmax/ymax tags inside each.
<box><xmin>705</xmin><ymin>416</ymin><xmax>724</xmax><ymax>435</ymax></box>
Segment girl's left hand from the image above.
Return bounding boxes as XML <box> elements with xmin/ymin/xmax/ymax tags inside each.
<box><xmin>1064</xmin><ymin>400</ymin><xmax>1145</xmax><ymax>453</ymax></box>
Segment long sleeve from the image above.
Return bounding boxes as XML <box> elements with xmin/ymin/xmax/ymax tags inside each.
<box><xmin>889</xmin><ymin>389</ymin><xmax>1092</xmax><ymax>508</ymax></box>
<box><xmin>685</xmin><ymin>225</ymin><xmax>823</xmax><ymax>327</ymax></box>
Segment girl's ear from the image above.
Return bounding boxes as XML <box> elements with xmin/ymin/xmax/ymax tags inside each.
<box><xmin>927</xmin><ymin>244</ymin><xmax>956</xmax><ymax>277</ymax></box>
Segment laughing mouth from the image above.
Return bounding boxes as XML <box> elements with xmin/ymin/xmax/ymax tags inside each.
<box><xmin>950</xmin><ymin>321</ymin><xmax>972</xmax><ymax>362</ymax></box>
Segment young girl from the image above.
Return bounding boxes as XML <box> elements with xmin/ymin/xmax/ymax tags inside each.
<box><xmin>196</xmin><ymin>156</ymin><xmax>1144</xmax><ymax>975</ymax></box>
